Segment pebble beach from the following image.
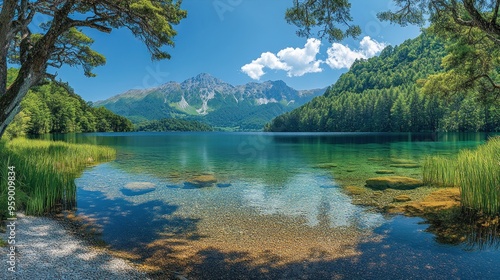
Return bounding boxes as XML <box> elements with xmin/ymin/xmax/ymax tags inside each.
<box><xmin>0</xmin><ymin>213</ymin><xmax>148</xmax><ymax>280</ymax></box>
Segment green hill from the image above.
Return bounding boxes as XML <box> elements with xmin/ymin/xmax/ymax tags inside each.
<box><xmin>4</xmin><ymin>69</ymin><xmax>133</xmax><ymax>139</ymax></box>
<box><xmin>265</xmin><ymin>34</ymin><xmax>500</xmax><ymax>132</ymax></box>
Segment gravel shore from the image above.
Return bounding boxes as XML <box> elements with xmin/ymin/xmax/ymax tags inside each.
<box><xmin>0</xmin><ymin>213</ymin><xmax>148</xmax><ymax>280</ymax></box>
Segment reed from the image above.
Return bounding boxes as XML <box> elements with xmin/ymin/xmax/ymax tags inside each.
<box><xmin>423</xmin><ymin>156</ymin><xmax>457</xmax><ymax>187</ymax></box>
<box><xmin>423</xmin><ymin>137</ymin><xmax>500</xmax><ymax>216</ymax></box>
<box><xmin>0</xmin><ymin>139</ymin><xmax>115</xmax><ymax>218</ymax></box>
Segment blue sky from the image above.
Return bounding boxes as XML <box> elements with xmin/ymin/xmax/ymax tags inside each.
<box><xmin>56</xmin><ymin>0</ymin><xmax>421</xmax><ymax>102</ymax></box>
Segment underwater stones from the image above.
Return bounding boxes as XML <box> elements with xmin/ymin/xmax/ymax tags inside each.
<box><xmin>314</xmin><ymin>163</ymin><xmax>338</xmax><ymax>168</ymax></box>
<box><xmin>121</xmin><ymin>182</ymin><xmax>156</xmax><ymax>196</ymax></box>
<box><xmin>393</xmin><ymin>195</ymin><xmax>412</xmax><ymax>202</ymax></box>
<box><xmin>345</xmin><ymin>186</ymin><xmax>367</xmax><ymax>195</ymax></box>
<box><xmin>365</xmin><ymin>176</ymin><xmax>423</xmax><ymax>190</ymax></box>
<box><xmin>186</xmin><ymin>174</ymin><xmax>218</xmax><ymax>188</ymax></box>
<box><xmin>390</xmin><ymin>158</ymin><xmax>417</xmax><ymax>164</ymax></box>
<box><xmin>389</xmin><ymin>163</ymin><xmax>421</xmax><ymax>169</ymax></box>
<box><xmin>375</xmin><ymin>170</ymin><xmax>395</xmax><ymax>174</ymax></box>
<box><xmin>367</xmin><ymin>157</ymin><xmax>384</xmax><ymax>162</ymax></box>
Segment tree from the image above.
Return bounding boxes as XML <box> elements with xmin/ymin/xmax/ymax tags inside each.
<box><xmin>286</xmin><ymin>0</ymin><xmax>500</xmax><ymax>102</ymax></box>
<box><xmin>0</xmin><ymin>0</ymin><xmax>187</xmax><ymax>137</ymax></box>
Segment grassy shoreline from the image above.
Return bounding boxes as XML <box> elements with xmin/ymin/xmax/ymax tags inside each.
<box><xmin>0</xmin><ymin>138</ymin><xmax>115</xmax><ymax>220</ymax></box>
<box><xmin>423</xmin><ymin>136</ymin><xmax>500</xmax><ymax>215</ymax></box>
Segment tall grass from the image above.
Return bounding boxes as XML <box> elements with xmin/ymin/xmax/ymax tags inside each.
<box><xmin>423</xmin><ymin>156</ymin><xmax>457</xmax><ymax>187</ymax></box>
<box><xmin>0</xmin><ymin>138</ymin><xmax>115</xmax><ymax>218</ymax></box>
<box><xmin>423</xmin><ymin>137</ymin><xmax>500</xmax><ymax>216</ymax></box>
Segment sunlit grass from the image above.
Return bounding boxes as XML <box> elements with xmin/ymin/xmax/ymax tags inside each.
<box><xmin>0</xmin><ymin>138</ymin><xmax>115</xmax><ymax>218</ymax></box>
<box><xmin>423</xmin><ymin>137</ymin><xmax>500</xmax><ymax>216</ymax></box>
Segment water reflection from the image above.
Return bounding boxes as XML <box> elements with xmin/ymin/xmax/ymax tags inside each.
<box><xmin>242</xmin><ymin>174</ymin><xmax>384</xmax><ymax>229</ymax></box>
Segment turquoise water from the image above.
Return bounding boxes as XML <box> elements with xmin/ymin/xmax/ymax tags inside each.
<box><xmin>45</xmin><ymin>132</ymin><xmax>499</xmax><ymax>278</ymax></box>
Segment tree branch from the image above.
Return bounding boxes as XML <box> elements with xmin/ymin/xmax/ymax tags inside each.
<box><xmin>0</xmin><ymin>0</ymin><xmax>17</xmax><ymax>96</ymax></box>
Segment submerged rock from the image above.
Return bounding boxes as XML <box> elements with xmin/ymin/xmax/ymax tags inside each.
<box><xmin>367</xmin><ymin>157</ymin><xmax>384</xmax><ymax>162</ymax></box>
<box><xmin>344</xmin><ymin>186</ymin><xmax>367</xmax><ymax>195</ymax></box>
<box><xmin>375</xmin><ymin>170</ymin><xmax>395</xmax><ymax>174</ymax></box>
<box><xmin>186</xmin><ymin>174</ymin><xmax>217</xmax><ymax>188</ymax></box>
<box><xmin>121</xmin><ymin>182</ymin><xmax>156</xmax><ymax>196</ymax></box>
<box><xmin>365</xmin><ymin>176</ymin><xmax>423</xmax><ymax>190</ymax></box>
<box><xmin>393</xmin><ymin>195</ymin><xmax>412</xmax><ymax>202</ymax></box>
<box><xmin>390</xmin><ymin>158</ymin><xmax>418</xmax><ymax>164</ymax></box>
<box><xmin>390</xmin><ymin>163</ymin><xmax>421</xmax><ymax>168</ymax></box>
<box><xmin>314</xmin><ymin>163</ymin><xmax>338</xmax><ymax>168</ymax></box>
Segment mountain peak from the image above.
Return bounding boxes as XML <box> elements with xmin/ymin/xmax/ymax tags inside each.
<box><xmin>181</xmin><ymin>73</ymin><xmax>228</xmax><ymax>89</ymax></box>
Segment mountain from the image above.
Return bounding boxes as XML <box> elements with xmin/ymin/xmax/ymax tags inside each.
<box><xmin>265</xmin><ymin>33</ymin><xmax>500</xmax><ymax>132</ymax></box>
<box><xmin>94</xmin><ymin>73</ymin><xmax>325</xmax><ymax>130</ymax></box>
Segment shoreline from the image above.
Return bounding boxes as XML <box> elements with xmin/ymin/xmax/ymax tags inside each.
<box><xmin>0</xmin><ymin>213</ymin><xmax>148</xmax><ymax>279</ymax></box>
<box><xmin>0</xmin><ymin>185</ymin><xmax>498</xmax><ymax>279</ymax></box>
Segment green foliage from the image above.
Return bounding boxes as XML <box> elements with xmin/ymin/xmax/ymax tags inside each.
<box><xmin>0</xmin><ymin>139</ymin><xmax>115</xmax><ymax>218</ymax></box>
<box><xmin>287</xmin><ymin>1</ymin><xmax>500</xmax><ymax>103</ymax></box>
<box><xmin>285</xmin><ymin>0</ymin><xmax>360</xmax><ymax>41</ymax></box>
<box><xmin>422</xmin><ymin>13</ymin><xmax>500</xmax><ymax>103</ymax></box>
<box><xmin>137</xmin><ymin>118</ymin><xmax>213</xmax><ymax>132</ymax></box>
<box><xmin>423</xmin><ymin>137</ymin><xmax>500</xmax><ymax>216</ymax></box>
<box><xmin>3</xmin><ymin>74</ymin><xmax>134</xmax><ymax>138</ymax></box>
<box><xmin>265</xmin><ymin>34</ymin><xmax>500</xmax><ymax>132</ymax></box>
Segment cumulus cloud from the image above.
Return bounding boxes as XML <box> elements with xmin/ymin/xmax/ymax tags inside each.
<box><xmin>326</xmin><ymin>36</ymin><xmax>386</xmax><ymax>69</ymax></box>
<box><xmin>241</xmin><ymin>38</ymin><xmax>322</xmax><ymax>80</ymax></box>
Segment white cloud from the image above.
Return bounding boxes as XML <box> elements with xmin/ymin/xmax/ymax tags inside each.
<box><xmin>241</xmin><ymin>38</ymin><xmax>322</xmax><ymax>80</ymax></box>
<box><xmin>326</xmin><ymin>36</ymin><xmax>386</xmax><ymax>69</ymax></box>
<box><xmin>241</xmin><ymin>37</ymin><xmax>386</xmax><ymax>79</ymax></box>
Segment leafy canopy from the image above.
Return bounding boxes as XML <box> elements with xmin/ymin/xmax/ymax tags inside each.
<box><xmin>286</xmin><ymin>0</ymin><xmax>500</xmax><ymax>102</ymax></box>
<box><xmin>0</xmin><ymin>0</ymin><xmax>187</xmax><ymax>136</ymax></box>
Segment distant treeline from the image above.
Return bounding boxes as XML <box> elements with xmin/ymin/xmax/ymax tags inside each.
<box><xmin>4</xmin><ymin>69</ymin><xmax>133</xmax><ymax>139</ymax></box>
<box><xmin>136</xmin><ymin>118</ymin><xmax>213</xmax><ymax>132</ymax></box>
<box><xmin>265</xmin><ymin>34</ymin><xmax>500</xmax><ymax>132</ymax></box>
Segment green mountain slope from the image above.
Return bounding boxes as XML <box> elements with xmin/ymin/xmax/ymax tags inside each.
<box><xmin>265</xmin><ymin>34</ymin><xmax>500</xmax><ymax>132</ymax></box>
<box><xmin>95</xmin><ymin>74</ymin><xmax>325</xmax><ymax>130</ymax></box>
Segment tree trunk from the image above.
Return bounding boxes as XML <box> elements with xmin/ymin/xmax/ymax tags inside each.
<box><xmin>0</xmin><ymin>0</ymin><xmax>76</xmax><ymax>138</ymax></box>
<box><xmin>0</xmin><ymin>0</ymin><xmax>17</xmax><ymax>96</ymax></box>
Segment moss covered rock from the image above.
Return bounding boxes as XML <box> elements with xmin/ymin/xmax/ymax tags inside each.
<box><xmin>393</xmin><ymin>195</ymin><xmax>412</xmax><ymax>202</ymax></box>
<box><xmin>365</xmin><ymin>176</ymin><xmax>423</xmax><ymax>190</ymax></box>
<box><xmin>314</xmin><ymin>163</ymin><xmax>338</xmax><ymax>168</ymax></box>
<box><xmin>375</xmin><ymin>170</ymin><xmax>395</xmax><ymax>174</ymax></box>
<box><xmin>186</xmin><ymin>174</ymin><xmax>217</xmax><ymax>188</ymax></box>
<box><xmin>345</xmin><ymin>186</ymin><xmax>367</xmax><ymax>195</ymax></box>
<box><xmin>390</xmin><ymin>163</ymin><xmax>421</xmax><ymax>168</ymax></box>
<box><xmin>121</xmin><ymin>182</ymin><xmax>156</xmax><ymax>196</ymax></box>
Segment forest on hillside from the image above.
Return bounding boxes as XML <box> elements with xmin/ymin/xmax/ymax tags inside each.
<box><xmin>265</xmin><ymin>34</ymin><xmax>500</xmax><ymax>132</ymax></box>
<box><xmin>137</xmin><ymin>118</ymin><xmax>213</xmax><ymax>132</ymax></box>
<box><xmin>4</xmin><ymin>69</ymin><xmax>133</xmax><ymax>139</ymax></box>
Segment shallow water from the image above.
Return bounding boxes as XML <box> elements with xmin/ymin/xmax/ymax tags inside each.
<box><xmin>45</xmin><ymin>132</ymin><xmax>500</xmax><ymax>278</ymax></box>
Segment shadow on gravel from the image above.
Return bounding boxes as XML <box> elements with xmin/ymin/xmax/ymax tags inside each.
<box><xmin>147</xmin><ymin>216</ymin><xmax>500</xmax><ymax>280</ymax></box>
<box><xmin>74</xmin><ymin>188</ymin><xmax>202</xmax><ymax>252</ymax></box>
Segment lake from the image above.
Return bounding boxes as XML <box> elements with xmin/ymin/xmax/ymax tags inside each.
<box><xmin>42</xmin><ymin>132</ymin><xmax>500</xmax><ymax>279</ymax></box>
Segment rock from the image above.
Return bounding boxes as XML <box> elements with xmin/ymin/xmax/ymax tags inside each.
<box><xmin>345</xmin><ymin>186</ymin><xmax>367</xmax><ymax>195</ymax></box>
<box><xmin>375</xmin><ymin>170</ymin><xmax>395</xmax><ymax>174</ymax></box>
<box><xmin>186</xmin><ymin>174</ymin><xmax>217</xmax><ymax>188</ymax></box>
<box><xmin>390</xmin><ymin>158</ymin><xmax>418</xmax><ymax>164</ymax></box>
<box><xmin>314</xmin><ymin>163</ymin><xmax>338</xmax><ymax>168</ymax></box>
<box><xmin>389</xmin><ymin>163</ymin><xmax>421</xmax><ymax>168</ymax></box>
<box><xmin>393</xmin><ymin>195</ymin><xmax>412</xmax><ymax>202</ymax></box>
<box><xmin>121</xmin><ymin>182</ymin><xmax>156</xmax><ymax>196</ymax></box>
<box><xmin>346</xmin><ymin>169</ymin><xmax>356</xmax><ymax>172</ymax></box>
<box><xmin>365</xmin><ymin>176</ymin><xmax>423</xmax><ymax>190</ymax></box>
<box><xmin>124</xmin><ymin>182</ymin><xmax>156</xmax><ymax>190</ymax></box>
